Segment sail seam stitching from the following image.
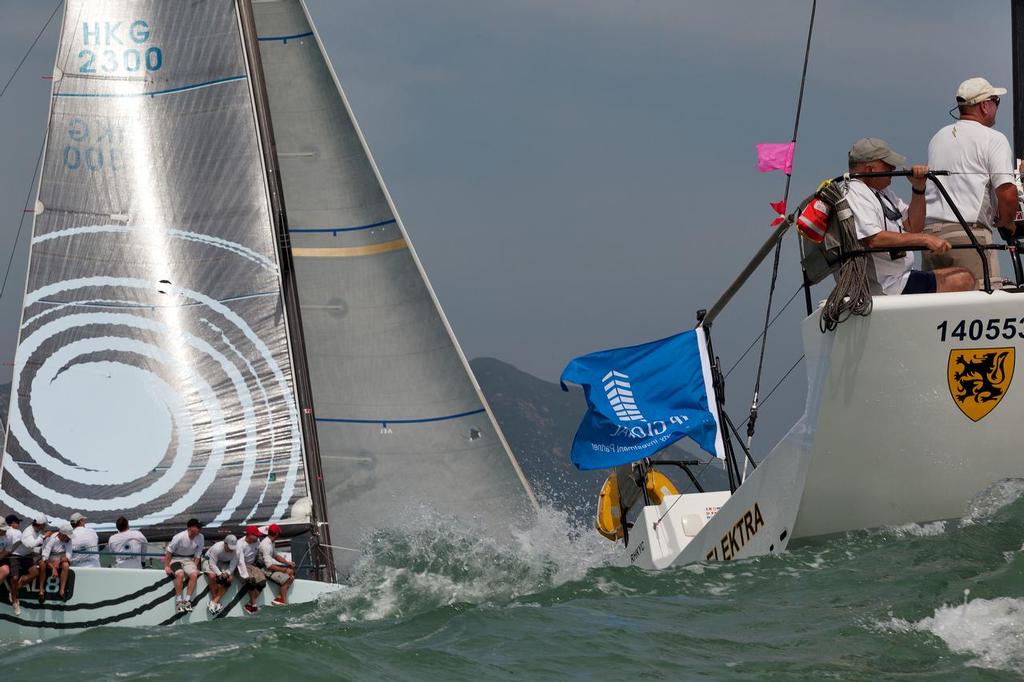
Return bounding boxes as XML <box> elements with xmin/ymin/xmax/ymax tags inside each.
<box><xmin>53</xmin><ymin>74</ymin><xmax>247</xmax><ymax>99</ymax></box>
<box><xmin>316</xmin><ymin>408</ymin><xmax>486</xmax><ymax>425</ymax></box>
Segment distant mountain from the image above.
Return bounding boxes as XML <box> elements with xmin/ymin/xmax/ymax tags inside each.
<box><xmin>470</xmin><ymin>357</ymin><xmax>730</xmax><ymax>520</ymax></box>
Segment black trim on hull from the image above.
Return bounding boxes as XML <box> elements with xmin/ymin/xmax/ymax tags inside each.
<box><xmin>0</xmin><ymin>587</ymin><xmax>179</xmax><ymax>630</ymax></box>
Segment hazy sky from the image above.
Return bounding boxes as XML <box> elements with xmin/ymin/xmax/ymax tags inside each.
<box><xmin>0</xmin><ymin>0</ymin><xmax>1014</xmax><ymax>455</ymax></box>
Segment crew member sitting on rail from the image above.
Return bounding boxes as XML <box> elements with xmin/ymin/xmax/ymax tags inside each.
<box><xmin>107</xmin><ymin>516</ymin><xmax>148</xmax><ymax>569</ymax></box>
<box><xmin>0</xmin><ymin>518</ymin><xmax>10</xmax><ymax>600</ymax></box>
<box><xmin>2</xmin><ymin>515</ymin><xmax>24</xmax><ymax>615</ymax></box>
<box><xmin>846</xmin><ymin>138</ymin><xmax>974</xmax><ymax>294</ymax></box>
<box><xmin>164</xmin><ymin>518</ymin><xmax>204</xmax><ymax>614</ymax></box>
<box><xmin>203</xmin><ymin>534</ymin><xmax>238</xmax><ymax>615</ymax></box>
<box><xmin>40</xmin><ymin>523</ymin><xmax>74</xmax><ymax>601</ymax></box>
<box><xmin>235</xmin><ymin>525</ymin><xmax>266</xmax><ymax>615</ymax></box>
<box><xmin>69</xmin><ymin>512</ymin><xmax>100</xmax><ymax>568</ymax></box>
<box><xmin>11</xmin><ymin>515</ymin><xmax>50</xmax><ymax>606</ymax></box>
<box><xmin>259</xmin><ymin>524</ymin><xmax>296</xmax><ymax>606</ymax></box>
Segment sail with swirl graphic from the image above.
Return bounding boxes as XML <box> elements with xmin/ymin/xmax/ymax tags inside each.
<box><xmin>0</xmin><ymin>1</ymin><xmax>311</xmax><ymax>536</ymax></box>
<box><xmin>252</xmin><ymin>0</ymin><xmax>538</xmax><ymax>574</ymax></box>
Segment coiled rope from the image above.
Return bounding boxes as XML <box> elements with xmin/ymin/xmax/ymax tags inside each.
<box><xmin>817</xmin><ymin>181</ymin><xmax>872</xmax><ymax>332</ymax></box>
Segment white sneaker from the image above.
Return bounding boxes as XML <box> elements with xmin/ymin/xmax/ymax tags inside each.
<box><xmin>175</xmin><ymin>601</ymin><xmax>185</xmax><ymax>614</ymax></box>
<box><xmin>13</xmin><ymin>603</ymin><xmax>20</xmax><ymax>616</ymax></box>
<box><xmin>183</xmin><ymin>600</ymin><xmax>193</xmax><ymax>613</ymax></box>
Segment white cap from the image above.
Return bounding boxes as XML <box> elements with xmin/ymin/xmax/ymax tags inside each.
<box><xmin>69</xmin><ymin>512</ymin><xmax>86</xmax><ymax>525</ymax></box>
<box><xmin>956</xmin><ymin>77</ymin><xmax>1007</xmax><ymax>106</ymax></box>
<box><xmin>0</xmin><ymin>519</ymin><xmax>7</xmax><ymax>532</ymax></box>
<box><xmin>34</xmin><ymin>514</ymin><xmax>48</xmax><ymax>525</ymax></box>
<box><xmin>58</xmin><ymin>523</ymin><xmax>73</xmax><ymax>536</ymax></box>
<box><xmin>224</xmin><ymin>534</ymin><xmax>238</xmax><ymax>550</ymax></box>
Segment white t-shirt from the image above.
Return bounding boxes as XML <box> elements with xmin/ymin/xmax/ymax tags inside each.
<box><xmin>235</xmin><ymin>538</ymin><xmax>260</xmax><ymax>579</ymax></box>
<box><xmin>13</xmin><ymin>525</ymin><xmax>44</xmax><ymax>557</ymax></box>
<box><xmin>847</xmin><ymin>180</ymin><xmax>914</xmax><ymax>296</ymax></box>
<box><xmin>205</xmin><ymin>541</ymin><xmax>238</xmax><ymax>575</ymax></box>
<box><xmin>926</xmin><ymin>120</ymin><xmax>1014</xmax><ymax>226</ymax></box>
<box><xmin>107</xmin><ymin>529</ymin><xmax>148</xmax><ymax>569</ymax></box>
<box><xmin>165</xmin><ymin>530</ymin><xmax>204</xmax><ymax>561</ymax></box>
<box><xmin>42</xmin><ymin>534</ymin><xmax>72</xmax><ymax>562</ymax></box>
<box><xmin>4</xmin><ymin>528</ymin><xmax>21</xmax><ymax>556</ymax></box>
<box><xmin>71</xmin><ymin>526</ymin><xmax>100</xmax><ymax>567</ymax></box>
<box><xmin>258</xmin><ymin>537</ymin><xmax>280</xmax><ymax>568</ymax></box>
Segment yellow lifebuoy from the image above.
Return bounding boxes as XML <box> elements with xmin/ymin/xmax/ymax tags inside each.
<box><xmin>645</xmin><ymin>469</ymin><xmax>679</xmax><ymax>505</ymax></box>
<box><xmin>595</xmin><ymin>469</ymin><xmax>680</xmax><ymax>541</ymax></box>
<box><xmin>596</xmin><ymin>473</ymin><xmax>623</xmax><ymax>540</ymax></box>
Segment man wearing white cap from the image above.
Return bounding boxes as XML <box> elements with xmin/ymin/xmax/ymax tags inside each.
<box><xmin>69</xmin><ymin>511</ymin><xmax>100</xmax><ymax>568</ymax></box>
<box><xmin>40</xmin><ymin>523</ymin><xmax>74</xmax><ymax>601</ymax></box>
<box><xmin>202</xmin><ymin>534</ymin><xmax>238</xmax><ymax>614</ymax></box>
<box><xmin>847</xmin><ymin>138</ymin><xmax>975</xmax><ymax>295</ymax></box>
<box><xmin>10</xmin><ymin>515</ymin><xmax>50</xmax><ymax>605</ymax></box>
<box><xmin>924</xmin><ymin>77</ymin><xmax>1017</xmax><ymax>286</ymax></box>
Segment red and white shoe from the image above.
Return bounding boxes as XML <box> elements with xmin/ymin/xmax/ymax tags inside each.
<box><xmin>243</xmin><ymin>603</ymin><xmax>259</xmax><ymax>615</ymax></box>
<box><xmin>271</xmin><ymin>597</ymin><xmax>286</xmax><ymax>607</ymax></box>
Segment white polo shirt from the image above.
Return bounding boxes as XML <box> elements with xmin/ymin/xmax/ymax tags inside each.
<box><xmin>12</xmin><ymin>525</ymin><xmax>44</xmax><ymax>557</ymax></box>
<box><xmin>205</xmin><ymin>541</ymin><xmax>238</xmax><ymax>575</ymax></box>
<box><xmin>71</xmin><ymin>525</ymin><xmax>100</xmax><ymax>567</ymax></box>
<box><xmin>847</xmin><ymin>180</ymin><xmax>914</xmax><ymax>296</ymax></box>
<box><xmin>107</xmin><ymin>529</ymin><xmax>148</xmax><ymax>569</ymax></box>
<box><xmin>166</xmin><ymin>530</ymin><xmax>204</xmax><ymax>561</ymax></box>
<box><xmin>234</xmin><ymin>538</ymin><xmax>260</xmax><ymax>579</ymax></box>
<box><xmin>925</xmin><ymin>120</ymin><xmax>1014</xmax><ymax>227</ymax></box>
<box><xmin>42</xmin><ymin>534</ymin><xmax>72</xmax><ymax>562</ymax></box>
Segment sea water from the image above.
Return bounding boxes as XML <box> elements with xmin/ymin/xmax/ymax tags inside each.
<box><xmin>7</xmin><ymin>482</ymin><xmax>1024</xmax><ymax>680</ymax></box>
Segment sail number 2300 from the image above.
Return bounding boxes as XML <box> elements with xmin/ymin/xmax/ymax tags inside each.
<box><xmin>937</xmin><ymin>318</ymin><xmax>1024</xmax><ymax>342</ymax></box>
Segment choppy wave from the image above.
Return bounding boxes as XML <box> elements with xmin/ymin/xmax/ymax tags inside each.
<box><xmin>8</xmin><ymin>482</ymin><xmax>1024</xmax><ymax>679</ymax></box>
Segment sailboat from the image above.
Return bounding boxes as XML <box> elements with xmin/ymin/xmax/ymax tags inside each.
<box><xmin>569</xmin><ymin>2</ymin><xmax>1024</xmax><ymax>568</ymax></box>
<box><xmin>0</xmin><ymin>0</ymin><xmax>537</xmax><ymax>637</ymax></box>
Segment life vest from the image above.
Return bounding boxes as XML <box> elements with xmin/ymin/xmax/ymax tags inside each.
<box><xmin>595</xmin><ymin>469</ymin><xmax>680</xmax><ymax>541</ymax></box>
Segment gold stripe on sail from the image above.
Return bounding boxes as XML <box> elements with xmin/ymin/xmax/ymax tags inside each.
<box><xmin>291</xmin><ymin>238</ymin><xmax>408</xmax><ymax>258</ymax></box>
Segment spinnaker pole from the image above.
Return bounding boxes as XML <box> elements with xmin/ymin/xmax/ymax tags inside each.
<box><xmin>236</xmin><ymin>0</ymin><xmax>337</xmax><ymax>583</ymax></box>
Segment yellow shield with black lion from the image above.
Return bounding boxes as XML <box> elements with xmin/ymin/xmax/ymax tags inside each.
<box><xmin>947</xmin><ymin>347</ymin><xmax>1014</xmax><ymax>421</ymax></box>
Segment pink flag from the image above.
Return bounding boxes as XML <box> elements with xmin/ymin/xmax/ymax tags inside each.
<box><xmin>756</xmin><ymin>142</ymin><xmax>795</xmax><ymax>174</ymax></box>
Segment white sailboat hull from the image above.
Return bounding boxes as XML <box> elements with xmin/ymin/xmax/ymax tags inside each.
<box><xmin>0</xmin><ymin>567</ymin><xmax>342</xmax><ymax>640</ymax></box>
<box><xmin>624</xmin><ymin>313</ymin><xmax>832</xmax><ymax>570</ymax></box>
<box><xmin>793</xmin><ymin>290</ymin><xmax>1024</xmax><ymax>538</ymax></box>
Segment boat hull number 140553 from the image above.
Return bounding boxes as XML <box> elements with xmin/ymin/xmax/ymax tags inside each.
<box><xmin>937</xmin><ymin>318</ymin><xmax>1024</xmax><ymax>343</ymax></box>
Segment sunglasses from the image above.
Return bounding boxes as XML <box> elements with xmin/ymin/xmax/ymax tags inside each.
<box><xmin>988</xmin><ymin>96</ymin><xmax>1001</xmax><ymax>107</ymax></box>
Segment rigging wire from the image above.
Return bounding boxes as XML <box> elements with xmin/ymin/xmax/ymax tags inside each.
<box><xmin>0</xmin><ymin>131</ymin><xmax>47</xmax><ymax>300</ymax></box>
<box><xmin>0</xmin><ymin>0</ymin><xmax>63</xmax><ymax>101</ymax></box>
<box><xmin>724</xmin><ymin>284</ymin><xmax>803</xmax><ymax>378</ymax></box>
<box><xmin>743</xmin><ymin>0</ymin><xmax>817</xmax><ymax>452</ymax></box>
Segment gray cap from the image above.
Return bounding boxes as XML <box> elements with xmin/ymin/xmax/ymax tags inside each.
<box><xmin>58</xmin><ymin>523</ymin><xmax>73</xmax><ymax>536</ymax></box>
<box><xmin>69</xmin><ymin>512</ymin><xmax>86</xmax><ymax>525</ymax></box>
<box><xmin>224</xmin><ymin>534</ymin><xmax>238</xmax><ymax>550</ymax></box>
<box><xmin>0</xmin><ymin>519</ymin><xmax>7</xmax><ymax>533</ymax></box>
<box><xmin>33</xmin><ymin>514</ymin><xmax>48</xmax><ymax>526</ymax></box>
<box><xmin>848</xmin><ymin>137</ymin><xmax>906</xmax><ymax>167</ymax></box>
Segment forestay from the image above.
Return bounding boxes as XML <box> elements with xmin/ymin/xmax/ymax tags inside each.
<box><xmin>0</xmin><ymin>0</ymin><xmax>310</xmax><ymax>538</ymax></box>
<box><xmin>252</xmin><ymin>0</ymin><xmax>538</xmax><ymax>574</ymax></box>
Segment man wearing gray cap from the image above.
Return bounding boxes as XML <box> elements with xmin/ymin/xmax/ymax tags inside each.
<box><xmin>846</xmin><ymin>138</ymin><xmax>974</xmax><ymax>295</ymax></box>
<box><xmin>924</xmin><ymin>77</ymin><xmax>1017</xmax><ymax>285</ymax></box>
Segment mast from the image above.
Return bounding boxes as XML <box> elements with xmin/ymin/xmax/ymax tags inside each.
<box><xmin>236</xmin><ymin>0</ymin><xmax>336</xmax><ymax>583</ymax></box>
<box><xmin>1013</xmin><ymin>0</ymin><xmax>1024</xmax><ymax>160</ymax></box>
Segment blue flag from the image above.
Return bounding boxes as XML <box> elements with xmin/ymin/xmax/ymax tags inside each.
<box><xmin>560</xmin><ymin>328</ymin><xmax>722</xmax><ymax>471</ymax></box>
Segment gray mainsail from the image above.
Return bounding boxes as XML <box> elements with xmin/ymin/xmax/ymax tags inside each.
<box><xmin>0</xmin><ymin>0</ymin><xmax>311</xmax><ymax>537</ymax></box>
<box><xmin>252</xmin><ymin>0</ymin><xmax>538</xmax><ymax>573</ymax></box>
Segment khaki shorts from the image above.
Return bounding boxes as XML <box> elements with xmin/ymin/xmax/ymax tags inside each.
<box><xmin>201</xmin><ymin>559</ymin><xmax>231</xmax><ymax>575</ymax></box>
<box><xmin>170</xmin><ymin>559</ymin><xmax>199</xmax><ymax>576</ymax></box>
<box><xmin>268</xmin><ymin>570</ymin><xmax>290</xmax><ymax>585</ymax></box>
<box><xmin>240</xmin><ymin>565</ymin><xmax>265</xmax><ymax>583</ymax></box>
<box><xmin>922</xmin><ymin>222</ymin><xmax>1000</xmax><ymax>287</ymax></box>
